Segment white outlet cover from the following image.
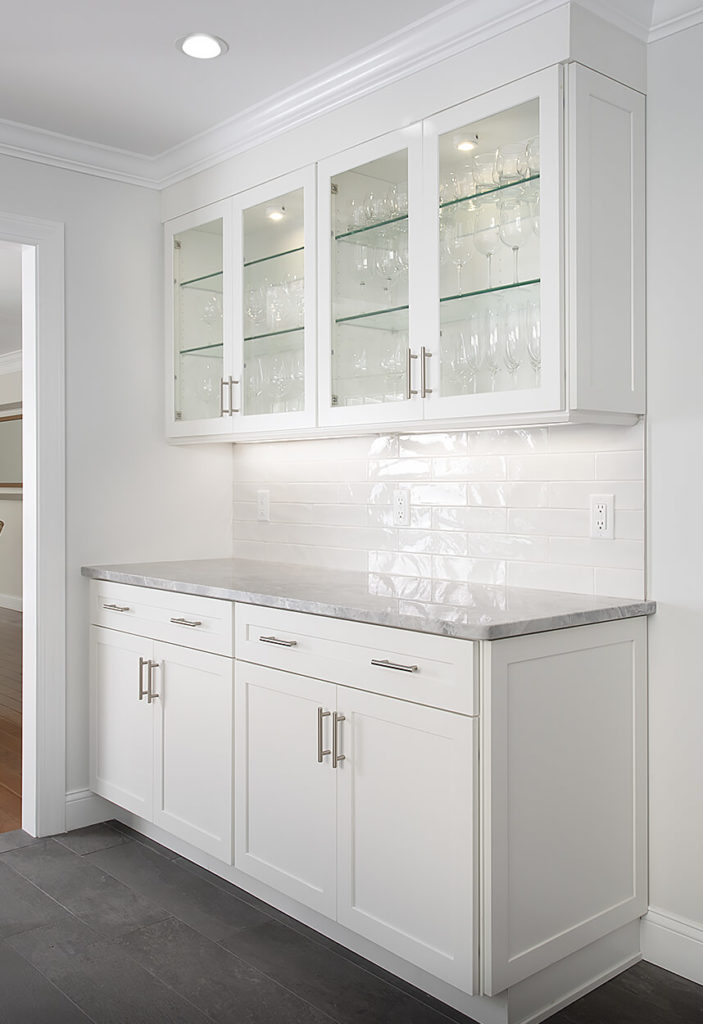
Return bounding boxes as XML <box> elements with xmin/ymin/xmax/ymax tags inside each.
<box><xmin>590</xmin><ymin>493</ymin><xmax>614</xmax><ymax>539</ymax></box>
<box><xmin>393</xmin><ymin>489</ymin><xmax>410</xmax><ymax>527</ymax></box>
<box><xmin>256</xmin><ymin>489</ymin><xmax>270</xmax><ymax>522</ymax></box>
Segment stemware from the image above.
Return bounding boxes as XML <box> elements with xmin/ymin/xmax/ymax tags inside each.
<box><xmin>502</xmin><ymin>303</ymin><xmax>524</xmax><ymax>388</ymax></box>
<box><xmin>526</xmin><ymin>136</ymin><xmax>540</xmax><ymax>175</ymax></box>
<box><xmin>245</xmin><ymin>285</ymin><xmax>266</xmax><ymax>331</ymax></box>
<box><xmin>495</xmin><ymin>143</ymin><xmax>526</xmax><ymax>184</ymax></box>
<box><xmin>354</xmin><ymin>244</ymin><xmax>373</xmax><ymax>291</ymax></box>
<box><xmin>498</xmin><ymin>196</ymin><xmax>531</xmax><ymax>284</ymax></box>
<box><xmin>474</xmin><ymin>200</ymin><xmax>500</xmax><ymax>290</ymax></box>
<box><xmin>526</xmin><ymin>298</ymin><xmax>542</xmax><ymax>385</ymax></box>
<box><xmin>484</xmin><ymin>304</ymin><xmax>501</xmax><ymax>391</ymax></box>
<box><xmin>472</xmin><ymin>152</ymin><xmax>497</xmax><ymax>192</ymax></box>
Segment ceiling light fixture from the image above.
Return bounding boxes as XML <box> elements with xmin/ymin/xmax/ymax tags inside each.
<box><xmin>457</xmin><ymin>136</ymin><xmax>478</xmax><ymax>152</ymax></box>
<box><xmin>177</xmin><ymin>34</ymin><xmax>229</xmax><ymax>59</ymax></box>
<box><xmin>266</xmin><ymin>206</ymin><xmax>286</xmax><ymax>222</ymax></box>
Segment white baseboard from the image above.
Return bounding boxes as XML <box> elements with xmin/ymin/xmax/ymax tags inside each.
<box><xmin>0</xmin><ymin>593</ymin><xmax>22</xmax><ymax>611</ymax></box>
<box><xmin>64</xmin><ymin>788</ymin><xmax>116</xmax><ymax>832</ymax></box>
<box><xmin>641</xmin><ymin>909</ymin><xmax>703</xmax><ymax>986</ymax></box>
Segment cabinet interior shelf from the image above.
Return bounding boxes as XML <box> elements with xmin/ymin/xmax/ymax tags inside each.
<box><xmin>244</xmin><ymin>246</ymin><xmax>304</xmax><ymax>269</ymax></box>
<box><xmin>180</xmin><ymin>342</ymin><xmax>224</xmax><ymax>356</ymax></box>
<box><xmin>440</xmin><ymin>174</ymin><xmax>541</xmax><ymax>211</ymax></box>
<box><xmin>244</xmin><ymin>325</ymin><xmax>304</xmax><ymax>343</ymax></box>
<box><xmin>335</xmin><ymin>213</ymin><xmax>408</xmax><ymax>243</ymax></box>
<box><xmin>180</xmin><ymin>271</ymin><xmax>223</xmax><ymax>292</ymax></box>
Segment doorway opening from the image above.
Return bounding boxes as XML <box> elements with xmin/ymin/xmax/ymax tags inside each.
<box><xmin>0</xmin><ymin>239</ymin><xmax>23</xmax><ymax>832</ymax></box>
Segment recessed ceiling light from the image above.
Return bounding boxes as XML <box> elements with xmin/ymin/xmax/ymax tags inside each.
<box><xmin>177</xmin><ymin>34</ymin><xmax>229</xmax><ymax>59</ymax></box>
<box><xmin>266</xmin><ymin>206</ymin><xmax>286</xmax><ymax>222</ymax></box>
<box><xmin>457</xmin><ymin>137</ymin><xmax>478</xmax><ymax>152</ymax></box>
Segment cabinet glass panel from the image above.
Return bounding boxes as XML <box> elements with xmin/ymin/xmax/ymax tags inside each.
<box><xmin>331</xmin><ymin>150</ymin><xmax>409</xmax><ymax>408</ymax></box>
<box><xmin>242</xmin><ymin>188</ymin><xmax>305</xmax><ymax>416</ymax></box>
<box><xmin>437</xmin><ymin>101</ymin><xmax>541</xmax><ymax>399</ymax></box>
<box><xmin>173</xmin><ymin>218</ymin><xmax>224</xmax><ymax>423</ymax></box>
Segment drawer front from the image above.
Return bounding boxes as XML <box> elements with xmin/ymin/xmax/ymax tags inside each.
<box><xmin>90</xmin><ymin>580</ymin><xmax>234</xmax><ymax>656</ymax></box>
<box><xmin>235</xmin><ymin>604</ymin><xmax>476</xmax><ymax>715</ymax></box>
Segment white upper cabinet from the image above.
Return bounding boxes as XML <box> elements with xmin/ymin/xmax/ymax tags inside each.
<box><xmin>165</xmin><ymin>61</ymin><xmax>645</xmax><ymax>441</ymax></box>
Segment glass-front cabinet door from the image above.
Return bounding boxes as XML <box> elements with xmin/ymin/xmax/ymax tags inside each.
<box><xmin>166</xmin><ymin>200</ymin><xmax>235</xmax><ymax>439</ymax></box>
<box><xmin>317</xmin><ymin>126</ymin><xmax>424</xmax><ymax>426</ymax></box>
<box><xmin>233</xmin><ymin>167</ymin><xmax>316</xmax><ymax>433</ymax></box>
<box><xmin>422</xmin><ymin>67</ymin><xmax>563</xmax><ymax>420</ymax></box>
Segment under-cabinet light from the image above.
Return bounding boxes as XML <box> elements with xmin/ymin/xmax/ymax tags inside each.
<box><xmin>266</xmin><ymin>206</ymin><xmax>286</xmax><ymax>222</ymax></box>
<box><xmin>457</xmin><ymin>137</ymin><xmax>478</xmax><ymax>152</ymax></box>
<box><xmin>177</xmin><ymin>34</ymin><xmax>229</xmax><ymax>59</ymax></box>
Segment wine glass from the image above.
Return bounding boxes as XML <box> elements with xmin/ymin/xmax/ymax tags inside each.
<box><xmin>495</xmin><ymin>143</ymin><xmax>526</xmax><ymax>184</ymax></box>
<box><xmin>498</xmin><ymin>196</ymin><xmax>531</xmax><ymax>284</ymax></box>
<box><xmin>472</xmin><ymin>153</ymin><xmax>497</xmax><ymax>193</ymax></box>
<box><xmin>484</xmin><ymin>304</ymin><xmax>501</xmax><ymax>391</ymax></box>
<box><xmin>245</xmin><ymin>285</ymin><xmax>266</xmax><ymax>331</ymax></box>
<box><xmin>354</xmin><ymin>244</ymin><xmax>372</xmax><ymax>291</ymax></box>
<box><xmin>474</xmin><ymin>200</ymin><xmax>500</xmax><ymax>290</ymax></box>
<box><xmin>502</xmin><ymin>302</ymin><xmax>524</xmax><ymax>388</ymax></box>
<box><xmin>526</xmin><ymin>136</ymin><xmax>540</xmax><ymax>175</ymax></box>
<box><xmin>526</xmin><ymin>298</ymin><xmax>542</xmax><ymax>385</ymax></box>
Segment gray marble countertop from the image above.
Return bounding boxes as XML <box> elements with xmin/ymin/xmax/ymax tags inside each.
<box><xmin>81</xmin><ymin>558</ymin><xmax>655</xmax><ymax>641</ymax></box>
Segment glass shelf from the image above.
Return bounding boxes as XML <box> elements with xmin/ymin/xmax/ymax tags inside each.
<box><xmin>244</xmin><ymin>325</ymin><xmax>304</xmax><ymax>343</ymax></box>
<box><xmin>440</xmin><ymin>278</ymin><xmax>539</xmax><ymax>307</ymax></box>
<box><xmin>180</xmin><ymin>271</ymin><xmax>223</xmax><ymax>292</ymax></box>
<box><xmin>335</xmin><ymin>304</ymin><xmax>409</xmax><ymax>331</ymax></box>
<box><xmin>179</xmin><ymin>343</ymin><xmax>224</xmax><ymax>356</ymax></box>
<box><xmin>440</xmin><ymin>174</ymin><xmax>540</xmax><ymax>211</ymax></box>
<box><xmin>243</xmin><ymin>246</ymin><xmax>304</xmax><ymax>270</ymax></box>
<box><xmin>335</xmin><ymin>213</ymin><xmax>408</xmax><ymax>244</ymax></box>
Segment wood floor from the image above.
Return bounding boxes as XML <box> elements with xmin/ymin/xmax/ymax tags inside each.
<box><xmin>0</xmin><ymin>607</ymin><xmax>21</xmax><ymax>832</ymax></box>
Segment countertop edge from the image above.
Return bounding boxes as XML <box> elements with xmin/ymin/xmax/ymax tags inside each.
<box><xmin>81</xmin><ymin>565</ymin><xmax>656</xmax><ymax>642</ymax></box>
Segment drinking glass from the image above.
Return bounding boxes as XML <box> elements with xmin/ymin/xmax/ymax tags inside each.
<box><xmin>498</xmin><ymin>196</ymin><xmax>531</xmax><ymax>284</ymax></box>
<box><xmin>439</xmin><ymin>170</ymin><xmax>459</xmax><ymax>204</ymax></box>
<box><xmin>495</xmin><ymin>143</ymin><xmax>527</xmax><ymax>184</ymax></box>
<box><xmin>200</xmin><ymin>294</ymin><xmax>222</xmax><ymax>340</ymax></box>
<box><xmin>354</xmin><ymin>244</ymin><xmax>373</xmax><ymax>291</ymax></box>
<box><xmin>526</xmin><ymin>298</ymin><xmax>542</xmax><ymax>385</ymax></box>
<box><xmin>502</xmin><ymin>303</ymin><xmax>524</xmax><ymax>388</ymax></box>
<box><xmin>526</xmin><ymin>136</ymin><xmax>540</xmax><ymax>174</ymax></box>
<box><xmin>245</xmin><ymin>285</ymin><xmax>266</xmax><ymax>331</ymax></box>
<box><xmin>484</xmin><ymin>305</ymin><xmax>501</xmax><ymax>391</ymax></box>
<box><xmin>472</xmin><ymin>152</ymin><xmax>497</xmax><ymax>192</ymax></box>
<box><xmin>474</xmin><ymin>200</ymin><xmax>500</xmax><ymax>289</ymax></box>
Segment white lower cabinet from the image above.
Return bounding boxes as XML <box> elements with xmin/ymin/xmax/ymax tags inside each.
<box><xmin>233</xmin><ymin>659</ymin><xmax>479</xmax><ymax>991</ymax></box>
<box><xmin>90</xmin><ymin>622</ymin><xmax>234</xmax><ymax>863</ymax></box>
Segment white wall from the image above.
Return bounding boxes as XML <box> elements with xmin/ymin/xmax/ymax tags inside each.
<box><xmin>643</xmin><ymin>22</ymin><xmax>703</xmax><ymax>982</ymax></box>
<box><xmin>0</xmin><ymin>153</ymin><xmax>234</xmax><ymax>795</ymax></box>
<box><xmin>0</xmin><ymin>368</ymin><xmax>21</xmax><ymax>406</ymax></box>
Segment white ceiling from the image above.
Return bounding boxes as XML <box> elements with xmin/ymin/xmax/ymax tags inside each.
<box><xmin>0</xmin><ymin>243</ymin><xmax>22</xmax><ymax>358</ymax></box>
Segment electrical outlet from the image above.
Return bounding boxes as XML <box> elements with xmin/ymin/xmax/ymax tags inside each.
<box><xmin>393</xmin><ymin>489</ymin><xmax>410</xmax><ymax>527</ymax></box>
<box><xmin>256</xmin><ymin>489</ymin><xmax>270</xmax><ymax>522</ymax></box>
<box><xmin>590</xmin><ymin>493</ymin><xmax>614</xmax><ymax>539</ymax></box>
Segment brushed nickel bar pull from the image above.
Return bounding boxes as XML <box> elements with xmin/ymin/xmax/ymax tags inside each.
<box><xmin>317</xmin><ymin>707</ymin><xmax>331</xmax><ymax>763</ymax></box>
<box><xmin>138</xmin><ymin>657</ymin><xmax>148</xmax><ymax>701</ymax></box>
<box><xmin>170</xmin><ymin>617</ymin><xmax>202</xmax><ymax>627</ymax></box>
<box><xmin>103</xmin><ymin>603</ymin><xmax>130</xmax><ymax>612</ymax></box>
<box><xmin>405</xmin><ymin>350</ymin><xmax>418</xmax><ymax>400</ymax></box>
<box><xmin>229</xmin><ymin>376</ymin><xmax>240</xmax><ymax>415</ymax></box>
<box><xmin>332</xmin><ymin>712</ymin><xmax>345</xmax><ymax>768</ymax></box>
<box><xmin>259</xmin><ymin>635</ymin><xmax>298</xmax><ymax>647</ymax></box>
<box><xmin>420</xmin><ymin>346</ymin><xmax>433</xmax><ymax>397</ymax></box>
<box><xmin>371</xmin><ymin>658</ymin><xmax>419</xmax><ymax>673</ymax></box>
<box><xmin>220</xmin><ymin>377</ymin><xmax>230</xmax><ymax>417</ymax></box>
<box><xmin>147</xmin><ymin>661</ymin><xmax>160</xmax><ymax>704</ymax></box>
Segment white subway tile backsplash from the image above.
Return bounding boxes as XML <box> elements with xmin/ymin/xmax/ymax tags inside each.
<box><xmin>233</xmin><ymin>424</ymin><xmax>646</xmax><ymax>600</ymax></box>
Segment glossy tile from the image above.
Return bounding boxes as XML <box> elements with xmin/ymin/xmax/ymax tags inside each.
<box><xmin>432</xmin><ymin>455</ymin><xmax>507</xmax><ymax>480</ymax></box>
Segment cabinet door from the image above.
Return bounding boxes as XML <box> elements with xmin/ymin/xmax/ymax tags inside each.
<box><xmin>165</xmin><ymin>199</ymin><xmax>236</xmax><ymax>439</ymax></box>
<box><xmin>336</xmin><ymin>689</ymin><xmax>478</xmax><ymax>992</ymax></box>
<box><xmin>318</xmin><ymin>126</ymin><xmax>425</xmax><ymax>427</ymax></box>
<box><xmin>234</xmin><ymin>662</ymin><xmax>336</xmax><ymax>918</ymax></box>
<box><xmin>152</xmin><ymin>642</ymin><xmax>233</xmax><ymax>863</ymax></box>
<box><xmin>422</xmin><ymin>66</ymin><xmax>563</xmax><ymax>420</ymax></box>
<box><xmin>89</xmin><ymin>626</ymin><xmax>153</xmax><ymax>819</ymax></box>
<box><xmin>232</xmin><ymin>167</ymin><xmax>317</xmax><ymax>435</ymax></box>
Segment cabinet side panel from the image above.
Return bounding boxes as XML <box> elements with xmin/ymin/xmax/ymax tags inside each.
<box><xmin>569</xmin><ymin>64</ymin><xmax>645</xmax><ymax>414</ymax></box>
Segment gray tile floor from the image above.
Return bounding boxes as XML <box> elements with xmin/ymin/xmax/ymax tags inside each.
<box><xmin>0</xmin><ymin>821</ymin><xmax>701</xmax><ymax>1024</ymax></box>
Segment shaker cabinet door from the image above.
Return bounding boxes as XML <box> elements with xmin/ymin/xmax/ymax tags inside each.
<box><xmin>234</xmin><ymin>662</ymin><xmax>337</xmax><ymax>918</ymax></box>
<box><xmin>335</xmin><ymin>688</ymin><xmax>479</xmax><ymax>992</ymax></box>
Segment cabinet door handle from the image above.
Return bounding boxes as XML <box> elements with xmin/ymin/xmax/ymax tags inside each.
<box><xmin>332</xmin><ymin>712</ymin><xmax>345</xmax><ymax>768</ymax></box>
<box><xmin>138</xmin><ymin>657</ymin><xmax>148</xmax><ymax>701</ymax></box>
<box><xmin>258</xmin><ymin>635</ymin><xmax>298</xmax><ymax>647</ymax></box>
<box><xmin>103</xmin><ymin>603</ymin><xmax>130</xmax><ymax>612</ymax></box>
<box><xmin>317</xmin><ymin>707</ymin><xmax>331</xmax><ymax>763</ymax></box>
<box><xmin>147</xmin><ymin>661</ymin><xmax>160</xmax><ymax>703</ymax></box>
<box><xmin>371</xmin><ymin>658</ymin><xmax>419</xmax><ymax>673</ymax></box>
<box><xmin>406</xmin><ymin>350</ymin><xmax>418</xmax><ymax>400</ymax></box>
<box><xmin>420</xmin><ymin>346</ymin><xmax>433</xmax><ymax>397</ymax></box>
<box><xmin>220</xmin><ymin>377</ymin><xmax>230</xmax><ymax>417</ymax></box>
<box><xmin>230</xmin><ymin>376</ymin><xmax>240</xmax><ymax>415</ymax></box>
<box><xmin>170</xmin><ymin>617</ymin><xmax>202</xmax><ymax>627</ymax></box>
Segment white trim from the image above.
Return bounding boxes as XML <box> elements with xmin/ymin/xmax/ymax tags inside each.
<box><xmin>0</xmin><ymin>350</ymin><xmax>22</xmax><ymax>375</ymax></box>
<box><xmin>0</xmin><ymin>594</ymin><xmax>22</xmax><ymax>612</ymax></box>
<box><xmin>0</xmin><ymin>0</ymin><xmax>652</xmax><ymax>189</ymax></box>
<box><xmin>0</xmin><ymin>212</ymin><xmax>66</xmax><ymax>839</ymax></box>
<box><xmin>649</xmin><ymin>2</ymin><xmax>703</xmax><ymax>41</ymax></box>
<box><xmin>65</xmin><ymin>788</ymin><xmax>117</xmax><ymax>831</ymax></box>
<box><xmin>641</xmin><ymin>909</ymin><xmax>703</xmax><ymax>986</ymax></box>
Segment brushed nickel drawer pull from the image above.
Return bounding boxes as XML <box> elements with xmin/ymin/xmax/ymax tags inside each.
<box><xmin>317</xmin><ymin>707</ymin><xmax>331</xmax><ymax>763</ymax></box>
<box><xmin>170</xmin><ymin>617</ymin><xmax>203</xmax><ymax>627</ymax></box>
<box><xmin>259</xmin><ymin>635</ymin><xmax>298</xmax><ymax>647</ymax></box>
<box><xmin>103</xmin><ymin>603</ymin><xmax>130</xmax><ymax>612</ymax></box>
<box><xmin>332</xmin><ymin>712</ymin><xmax>345</xmax><ymax>768</ymax></box>
<box><xmin>371</xmin><ymin>658</ymin><xmax>419</xmax><ymax>673</ymax></box>
<box><xmin>147</xmin><ymin>661</ymin><xmax>160</xmax><ymax>703</ymax></box>
<box><xmin>138</xmin><ymin>657</ymin><xmax>148</xmax><ymax>701</ymax></box>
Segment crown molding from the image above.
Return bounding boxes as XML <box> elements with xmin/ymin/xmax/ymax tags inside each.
<box><xmin>649</xmin><ymin>0</ymin><xmax>703</xmax><ymax>40</ymax></box>
<box><xmin>0</xmin><ymin>350</ymin><xmax>22</xmax><ymax>375</ymax></box>
<box><xmin>0</xmin><ymin>0</ymin><xmax>656</xmax><ymax>190</ymax></box>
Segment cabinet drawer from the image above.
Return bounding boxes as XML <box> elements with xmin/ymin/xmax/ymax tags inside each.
<box><xmin>235</xmin><ymin>604</ymin><xmax>477</xmax><ymax>715</ymax></box>
<box><xmin>90</xmin><ymin>581</ymin><xmax>234</xmax><ymax>656</ymax></box>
